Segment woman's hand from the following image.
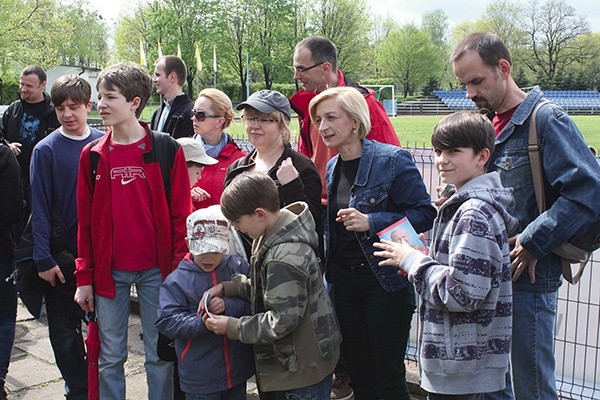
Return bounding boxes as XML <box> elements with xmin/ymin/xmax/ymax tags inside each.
<box><xmin>336</xmin><ymin>208</ymin><xmax>369</xmax><ymax>232</ymax></box>
<box><xmin>276</xmin><ymin>157</ymin><xmax>299</xmax><ymax>186</ymax></box>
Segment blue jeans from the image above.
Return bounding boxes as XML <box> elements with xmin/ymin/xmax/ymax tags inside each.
<box><xmin>485</xmin><ymin>290</ymin><xmax>558</xmax><ymax>400</ymax></box>
<box><xmin>274</xmin><ymin>373</ymin><xmax>332</xmax><ymax>400</ymax></box>
<box><xmin>95</xmin><ymin>268</ymin><xmax>173</xmax><ymax>400</ymax></box>
<box><xmin>185</xmin><ymin>382</ymin><xmax>246</xmax><ymax>400</ymax></box>
<box><xmin>0</xmin><ymin>263</ymin><xmax>17</xmax><ymax>384</ymax></box>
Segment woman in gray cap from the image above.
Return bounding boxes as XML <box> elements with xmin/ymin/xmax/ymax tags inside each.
<box><xmin>224</xmin><ymin>90</ymin><xmax>322</xmax><ymax>259</ymax></box>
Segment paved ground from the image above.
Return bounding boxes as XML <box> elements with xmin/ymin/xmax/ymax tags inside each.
<box><xmin>5</xmin><ymin>300</ymin><xmax>424</xmax><ymax>399</ymax></box>
<box><xmin>4</xmin><ymin>301</ymin><xmax>259</xmax><ymax>399</ymax></box>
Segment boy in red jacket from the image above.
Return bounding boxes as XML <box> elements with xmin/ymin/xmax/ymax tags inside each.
<box><xmin>74</xmin><ymin>62</ymin><xmax>192</xmax><ymax>400</ymax></box>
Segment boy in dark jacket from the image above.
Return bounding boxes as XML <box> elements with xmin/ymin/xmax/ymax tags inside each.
<box><xmin>156</xmin><ymin>205</ymin><xmax>254</xmax><ymax>399</ymax></box>
<box><xmin>30</xmin><ymin>75</ymin><xmax>104</xmax><ymax>400</ymax></box>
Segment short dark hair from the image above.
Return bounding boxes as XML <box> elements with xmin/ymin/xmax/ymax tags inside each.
<box><xmin>296</xmin><ymin>36</ymin><xmax>338</xmax><ymax>71</ymax></box>
<box><xmin>97</xmin><ymin>62</ymin><xmax>152</xmax><ymax>118</ymax></box>
<box><xmin>51</xmin><ymin>75</ymin><xmax>91</xmax><ymax>106</ymax></box>
<box><xmin>221</xmin><ymin>172</ymin><xmax>280</xmax><ymax>221</ymax></box>
<box><xmin>432</xmin><ymin>111</ymin><xmax>496</xmax><ymax>167</ymax></box>
<box><xmin>157</xmin><ymin>55</ymin><xmax>187</xmax><ymax>86</ymax></box>
<box><xmin>21</xmin><ymin>65</ymin><xmax>46</xmax><ymax>83</ymax></box>
<box><xmin>451</xmin><ymin>32</ymin><xmax>511</xmax><ymax>67</ymax></box>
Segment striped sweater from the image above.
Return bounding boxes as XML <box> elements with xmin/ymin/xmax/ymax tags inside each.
<box><xmin>400</xmin><ymin>172</ymin><xmax>518</xmax><ymax>395</ymax></box>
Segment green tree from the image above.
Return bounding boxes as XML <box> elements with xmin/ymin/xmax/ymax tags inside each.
<box><xmin>311</xmin><ymin>0</ymin><xmax>372</xmax><ymax>79</ymax></box>
<box><xmin>377</xmin><ymin>24</ymin><xmax>439</xmax><ymax>97</ymax></box>
<box><xmin>524</xmin><ymin>0</ymin><xmax>590</xmax><ymax>86</ymax></box>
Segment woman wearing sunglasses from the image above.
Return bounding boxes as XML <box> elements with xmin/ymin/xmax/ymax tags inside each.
<box><xmin>224</xmin><ymin>90</ymin><xmax>322</xmax><ymax>259</ymax></box>
<box><xmin>190</xmin><ymin>88</ymin><xmax>246</xmax><ymax>210</ymax></box>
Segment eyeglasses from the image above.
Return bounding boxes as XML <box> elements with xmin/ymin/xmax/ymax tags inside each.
<box><xmin>293</xmin><ymin>61</ymin><xmax>325</xmax><ymax>73</ymax></box>
<box><xmin>190</xmin><ymin>110</ymin><xmax>222</xmax><ymax>121</ymax></box>
<box><xmin>241</xmin><ymin>115</ymin><xmax>278</xmax><ymax>126</ymax></box>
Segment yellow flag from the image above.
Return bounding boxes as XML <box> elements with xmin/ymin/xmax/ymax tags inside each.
<box><xmin>195</xmin><ymin>43</ymin><xmax>202</xmax><ymax>72</ymax></box>
<box><xmin>177</xmin><ymin>43</ymin><xmax>182</xmax><ymax>58</ymax></box>
<box><xmin>139</xmin><ymin>38</ymin><xmax>147</xmax><ymax>67</ymax></box>
<box><xmin>158</xmin><ymin>41</ymin><xmax>163</xmax><ymax>58</ymax></box>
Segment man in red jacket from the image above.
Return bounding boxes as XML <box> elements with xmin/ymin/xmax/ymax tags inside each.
<box><xmin>290</xmin><ymin>36</ymin><xmax>400</xmax><ymax>206</ymax></box>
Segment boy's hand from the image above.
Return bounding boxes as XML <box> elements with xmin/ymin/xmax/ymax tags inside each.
<box><xmin>197</xmin><ymin>283</ymin><xmax>224</xmax><ymax>315</ymax></box>
<box><xmin>373</xmin><ymin>239</ymin><xmax>413</xmax><ymax>276</ymax></box>
<box><xmin>38</xmin><ymin>265</ymin><xmax>65</xmax><ymax>287</ymax></box>
<box><xmin>208</xmin><ymin>296</ymin><xmax>225</xmax><ymax>315</ymax></box>
<box><xmin>203</xmin><ymin>314</ymin><xmax>230</xmax><ymax>335</ymax></box>
<box><xmin>74</xmin><ymin>285</ymin><xmax>94</xmax><ymax>312</ymax></box>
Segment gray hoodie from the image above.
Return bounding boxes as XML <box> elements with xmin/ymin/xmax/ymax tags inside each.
<box><xmin>400</xmin><ymin>172</ymin><xmax>518</xmax><ymax>395</ymax></box>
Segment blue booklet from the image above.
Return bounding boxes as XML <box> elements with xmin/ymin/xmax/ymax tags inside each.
<box><xmin>377</xmin><ymin>217</ymin><xmax>429</xmax><ymax>255</ymax></box>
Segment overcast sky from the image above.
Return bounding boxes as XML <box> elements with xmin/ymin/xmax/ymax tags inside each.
<box><xmin>94</xmin><ymin>0</ymin><xmax>600</xmax><ymax>33</ymax></box>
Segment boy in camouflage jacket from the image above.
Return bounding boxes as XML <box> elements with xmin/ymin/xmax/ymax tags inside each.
<box><xmin>204</xmin><ymin>171</ymin><xmax>340</xmax><ymax>399</ymax></box>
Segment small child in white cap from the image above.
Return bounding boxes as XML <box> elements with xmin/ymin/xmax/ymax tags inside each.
<box><xmin>177</xmin><ymin>137</ymin><xmax>218</xmax><ymax>188</ymax></box>
<box><xmin>156</xmin><ymin>205</ymin><xmax>254</xmax><ymax>399</ymax></box>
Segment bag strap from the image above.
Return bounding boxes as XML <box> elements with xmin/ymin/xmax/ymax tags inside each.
<box><xmin>528</xmin><ymin>100</ymin><xmax>586</xmax><ymax>284</ymax></box>
<box><xmin>527</xmin><ymin>101</ymin><xmax>550</xmax><ymax>213</ymax></box>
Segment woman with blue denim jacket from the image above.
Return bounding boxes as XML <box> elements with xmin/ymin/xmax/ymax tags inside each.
<box><xmin>309</xmin><ymin>87</ymin><xmax>436</xmax><ymax>400</ymax></box>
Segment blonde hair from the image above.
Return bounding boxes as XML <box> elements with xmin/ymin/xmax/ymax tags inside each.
<box><xmin>308</xmin><ymin>86</ymin><xmax>370</xmax><ymax>139</ymax></box>
<box><xmin>197</xmin><ymin>88</ymin><xmax>235</xmax><ymax>129</ymax></box>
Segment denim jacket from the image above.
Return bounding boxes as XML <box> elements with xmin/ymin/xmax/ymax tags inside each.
<box><xmin>324</xmin><ymin>139</ymin><xmax>436</xmax><ymax>291</ymax></box>
<box><xmin>489</xmin><ymin>86</ymin><xmax>600</xmax><ymax>292</ymax></box>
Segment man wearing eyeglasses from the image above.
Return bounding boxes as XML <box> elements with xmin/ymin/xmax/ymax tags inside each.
<box><xmin>151</xmin><ymin>56</ymin><xmax>195</xmax><ymax>139</ymax></box>
<box><xmin>290</xmin><ymin>36</ymin><xmax>400</xmax><ymax>208</ymax></box>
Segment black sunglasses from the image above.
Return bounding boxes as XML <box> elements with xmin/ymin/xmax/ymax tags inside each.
<box><xmin>190</xmin><ymin>110</ymin><xmax>222</xmax><ymax>121</ymax></box>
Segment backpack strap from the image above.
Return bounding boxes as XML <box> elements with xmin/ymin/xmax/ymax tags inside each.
<box><xmin>528</xmin><ymin>100</ymin><xmax>586</xmax><ymax>284</ymax></box>
<box><xmin>145</xmin><ymin>130</ymin><xmax>178</xmax><ymax>199</ymax></box>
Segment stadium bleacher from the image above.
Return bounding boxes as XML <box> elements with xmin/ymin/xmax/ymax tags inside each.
<box><xmin>433</xmin><ymin>89</ymin><xmax>600</xmax><ymax>113</ymax></box>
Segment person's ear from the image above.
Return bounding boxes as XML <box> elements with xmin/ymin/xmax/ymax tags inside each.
<box><xmin>255</xmin><ymin>208</ymin><xmax>267</xmax><ymax>220</ymax></box>
<box><xmin>478</xmin><ymin>148</ymin><xmax>491</xmax><ymax>167</ymax></box>
<box><xmin>86</xmin><ymin>101</ymin><xmax>92</xmax><ymax>113</ymax></box>
<box><xmin>498</xmin><ymin>59</ymin><xmax>511</xmax><ymax>80</ymax></box>
<box><xmin>185</xmin><ymin>237</ymin><xmax>190</xmax><ymax>249</ymax></box>
<box><xmin>131</xmin><ymin>96</ymin><xmax>141</xmax><ymax>112</ymax></box>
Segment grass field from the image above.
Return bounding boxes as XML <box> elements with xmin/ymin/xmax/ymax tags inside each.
<box><xmin>108</xmin><ymin>106</ymin><xmax>600</xmax><ymax>150</ymax></box>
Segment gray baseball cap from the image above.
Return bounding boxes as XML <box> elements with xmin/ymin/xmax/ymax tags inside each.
<box><xmin>236</xmin><ymin>90</ymin><xmax>292</xmax><ymax>120</ymax></box>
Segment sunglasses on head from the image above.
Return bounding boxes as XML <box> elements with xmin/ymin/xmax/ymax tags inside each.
<box><xmin>190</xmin><ymin>110</ymin><xmax>222</xmax><ymax>121</ymax></box>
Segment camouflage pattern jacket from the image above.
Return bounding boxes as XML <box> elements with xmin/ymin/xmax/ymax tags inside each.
<box><xmin>223</xmin><ymin>201</ymin><xmax>340</xmax><ymax>392</ymax></box>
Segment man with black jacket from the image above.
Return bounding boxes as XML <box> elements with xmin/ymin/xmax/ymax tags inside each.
<box><xmin>0</xmin><ymin>65</ymin><xmax>60</xmax><ymax>237</ymax></box>
<box><xmin>151</xmin><ymin>56</ymin><xmax>194</xmax><ymax>139</ymax></box>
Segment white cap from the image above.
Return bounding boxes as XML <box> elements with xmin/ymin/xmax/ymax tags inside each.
<box><xmin>186</xmin><ymin>205</ymin><xmax>230</xmax><ymax>255</ymax></box>
<box><xmin>177</xmin><ymin>137</ymin><xmax>218</xmax><ymax>166</ymax></box>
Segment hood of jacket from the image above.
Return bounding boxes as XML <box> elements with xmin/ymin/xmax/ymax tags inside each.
<box><xmin>253</xmin><ymin>201</ymin><xmax>318</xmax><ymax>261</ymax></box>
<box><xmin>440</xmin><ymin>172</ymin><xmax>519</xmax><ymax>237</ymax></box>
